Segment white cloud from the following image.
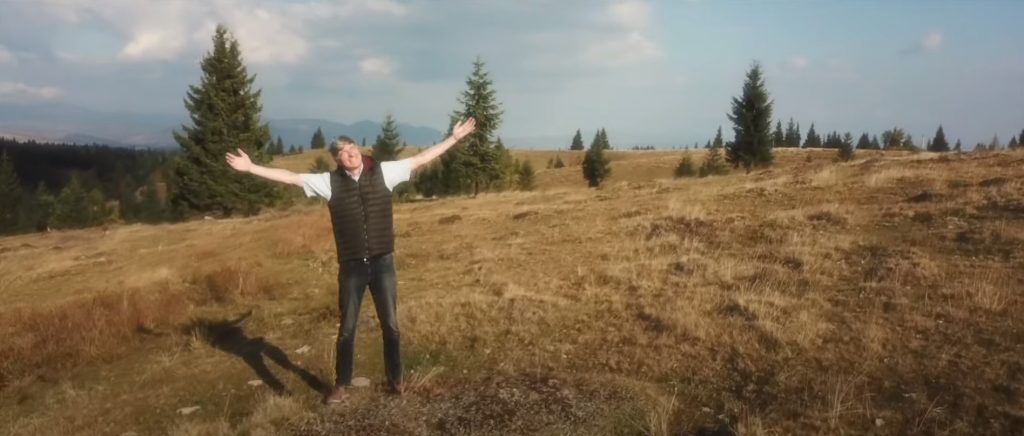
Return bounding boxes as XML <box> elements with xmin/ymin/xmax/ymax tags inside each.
<box><xmin>119</xmin><ymin>30</ymin><xmax>188</xmax><ymax>61</ymax></box>
<box><xmin>42</xmin><ymin>0</ymin><xmax>406</xmax><ymax>65</ymax></box>
<box><xmin>607</xmin><ymin>0</ymin><xmax>652</xmax><ymax>31</ymax></box>
<box><xmin>583</xmin><ymin>31</ymin><xmax>662</xmax><ymax>67</ymax></box>
<box><xmin>359</xmin><ymin>56</ymin><xmax>398</xmax><ymax>76</ymax></box>
<box><xmin>582</xmin><ymin>0</ymin><xmax>661</xmax><ymax>68</ymax></box>
<box><xmin>922</xmin><ymin>30</ymin><xmax>943</xmax><ymax>52</ymax></box>
<box><xmin>786</xmin><ymin>55</ymin><xmax>809</xmax><ymax>70</ymax></box>
<box><xmin>0</xmin><ymin>45</ymin><xmax>14</xmax><ymax>63</ymax></box>
<box><xmin>0</xmin><ymin>81</ymin><xmax>62</xmax><ymax>99</ymax></box>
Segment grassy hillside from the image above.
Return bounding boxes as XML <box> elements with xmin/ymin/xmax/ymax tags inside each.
<box><xmin>1</xmin><ymin>149</ymin><xmax>1022</xmax><ymax>435</ymax></box>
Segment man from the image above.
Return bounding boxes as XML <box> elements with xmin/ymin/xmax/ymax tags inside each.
<box><xmin>225</xmin><ymin>117</ymin><xmax>476</xmax><ymax>403</ymax></box>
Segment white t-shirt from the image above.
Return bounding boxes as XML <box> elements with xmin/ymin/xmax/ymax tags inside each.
<box><xmin>299</xmin><ymin>159</ymin><xmax>412</xmax><ymax>200</ymax></box>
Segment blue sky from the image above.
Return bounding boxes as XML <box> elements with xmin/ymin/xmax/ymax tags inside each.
<box><xmin>0</xmin><ymin>0</ymin><xmax>1021</xmax><ymax>147</ymax></box>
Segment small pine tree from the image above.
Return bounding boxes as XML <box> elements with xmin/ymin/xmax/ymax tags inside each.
<box><xmin>928</xmin><ymin>125</ymin><xmax>950</xmax><ymax>152</ymax></box>
<box><xmin>516</xmin><ymin>159</ymin><xmax>536</xmax><ymax>191</ymax></box>
<box><xmin>882</xmin><ymin>127</ymin><xmax>905</xmax><ymax>150</ymax></box>
<box><xmin>553</xmin><ymin>154</ymin><xmax>565</xmax><ymax>168</ymax></box>
<box><xmin>298</xmin><ymin>146</ymin><xmax>304</xmax><ymax>153</ymax></box>
<box><xmin>569</xmin><ymin>129</ymin><xmax>585</xmax><ymax>151</ymax></box>
<box><xmin>311</xmin><ymin>127</ymin><xmax>327</xmax><ymax>150</ymax></box>
<box><xmin>0</xmin><ymin>150</ymin><xmax>22</xmax><ymax>233</ymax></box>
<box><xmin>19</xmin><ymin>183</ymin><xmax>54</xmax><ymax>232</ymax></box>
<box><xmin>989</xmin><ymin>134</ymin><xmax>1001</xmax><ymax>151</ymax></box>
<box><xmin>310</xmin><ymin>156</ymin><xmax>332</xmax><ymax>172</ymax></box>
<box><xmin>372</xmin><ymin>113</ymin><xmax>405</xmax><ymax>161</ymax></box>
<box><xmin>275</xmin><ymin>136</ymin><xmax>284</xmax><ymax>155</ymax></box>
<box><xmin>772</xmin><ymin>120</ymin><xmax>785</xmax><ymax>148</ymax></box>
<box><xmin>582</xmin><ymin>130</ymin><xmax>611</xmax><ymax>187</ymax></box>
<box><xmin>699</xmin><ymin>143</ymin><xmax>728</xmax><ymax>177</ymax></box>
<box><xmin>674</xmin><ymin>155</ymin><xmax>696</xmax><ymax>177</ymax></box>
<box><xmin>871</xmin><ymin>135</ymin><xmax>882</xmax><ymax>150</ymax></box>
<box><xmin>712</xmin><ymin>126</ymin><xmax>725</xmax><ymax>148</ymax></box>
<box><xmin>288</xmin><ymin>145</ymin><xmax>296</xmax><ymax>154</ymax></box>
<box><xmin>1007</xmin><ymin>135</ymin><xmax>1019</xmax><ymax>150</ymax></box>
<box><xmin>784</xmin><ymin>119</ymin><xmax>802</xmax><ymax>148</ymax></box>
<box><xmin>902</xmin><ymin>135</ymin><xmax>916</xmax><ymax>150</ymax></box>
<box><xmin>491</xmin><ymin>137</ymin><xmax>516</xmax><ymax>191</ymax></box>
<box><xmin>856</xmin><ymin>133</ymin><xmax>871</xmax><ymax>150</ymax></box>
<box><xmin>137</xmin><ymin>180</ymin><xmax>165</xmax><ymax>223</ymax></box>
<box><xmin>52</xmin><ymin>173</ymin><xmax>93</xmax><ymax>229</ymax></box>
<box><xmin>837</xmin><ymin>132</ymin><xmax>855</xmax><ymax>162</ymax></box>
<box><xmin>598</xmin><ymin>128</ymin><xmax>612</xmax><ymax>150</ymax></box>
<box><xmin>803</xmin><ymin>123</ymin><xmax>821</xmax><ymax>148</ymax></box>
<box><xmin>953</xmin><ymin>139</ymin><xmax>962</xmax><ymax>152</ymax></box>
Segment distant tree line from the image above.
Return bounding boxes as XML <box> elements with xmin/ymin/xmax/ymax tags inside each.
<box><xmin>0</xmin><ymin>138</ymin><xmax>176</xmax><ymax>235</ymax></box>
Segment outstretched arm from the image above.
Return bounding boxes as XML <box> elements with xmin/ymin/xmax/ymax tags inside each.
<box><xmin>225</xmin><ymin>148</ymin><xmax>303</xmax><ymax>186</ymax></box>
<box><xmin>408</xmin><ymin>118</ymin><xmax>477</xmax><ymax>171</ymax></box>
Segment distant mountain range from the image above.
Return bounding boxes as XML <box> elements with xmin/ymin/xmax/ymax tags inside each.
<box><xmin>0</xmin><ymin>102</ymin><xmax>445</xmax><ymax>149</ymax></box>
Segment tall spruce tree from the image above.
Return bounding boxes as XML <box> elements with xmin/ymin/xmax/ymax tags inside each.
<box><xmin>442</xmin><ymin>57</ymin><xmax>504</xmax><ymax>196</ymax></box>
<box><xmin>275</xmin><ymin>136</ymin><xmax>285</xmax><ymax>155</ymax></box>
<box><xmin>570</xmin><ymin>129</ymin><xmax>585</xmax><ymax>150</ymax></box>
<box><xmin>582</xmin><ymin>130</ymin><xmax>612</xmax><ymax>187</ymax></box>
<box><xmin>0</xmin><ymin>150</ymin><xmax>22</xmax><ymax>233</ymax></box>
<box><xmin>929</xmin><ymin>125</ymin><xmax>950</xmax><ymax>152</ymax></box>
<box><xmin>172</xmin><ymin>25</ymin><xmax>275</xmax><ymax>217</ymax></box>
<box><xmin>372</xmin><ymin>113</ymin><xmax>405</xmax><ymax>161</ymax></box>
<box><xmin>311</xmin><ymin>127</ymin><xmax>327</xmax><ymax>150</ymax></box>
<box><xmin>726</xmin><ymin>62</ymin><xmax>774</xmax><ymax>171</ymax></box>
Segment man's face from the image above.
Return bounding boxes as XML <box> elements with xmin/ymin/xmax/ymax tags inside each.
<box><xmin>334</xmin><ymin>142</ymin><xmax>362</xmax><ymax>171</ymax></box>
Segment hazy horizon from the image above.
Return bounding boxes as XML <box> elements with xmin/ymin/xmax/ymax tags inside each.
<box><xmin>1</xmin><ymin>0</ymin><xmax>1022</xmax><ymax>147</ymax></box>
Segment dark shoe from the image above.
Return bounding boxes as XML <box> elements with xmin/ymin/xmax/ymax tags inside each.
<box><xmin>324</xmin><ymin>385</ymin><xmax>349</xmax><ymax>404</ymax></box>
<box><xmin>386</xmin><ymin>381</ymin><xmax>405</xmax><ymax>396</ymax></box>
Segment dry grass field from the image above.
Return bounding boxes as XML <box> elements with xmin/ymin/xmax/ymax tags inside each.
<box><xmin>1</xmin><ymin>148</ymin><xmax>1022</xmax><ymax>435</ymax></box>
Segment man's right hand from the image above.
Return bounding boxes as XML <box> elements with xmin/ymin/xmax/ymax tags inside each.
<box><xmin>225</xmin><ymin>148</ymin><xmax>253</xmax><ymax>173</ymax></box>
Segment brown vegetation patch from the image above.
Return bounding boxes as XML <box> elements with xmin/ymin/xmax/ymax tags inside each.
<box><xmin>511</xmin><ymin>210</ymin><xmax>539</xmax><ymax>221</ymax></box>
<box><xmin>979</xmin><ymin>177</ymin><xmax>1010</xmax><ymax>188</ymax></box>
<box><xmin>189</xmin><ymin>261</ymin><xmax>282</xmax><ymax>304</ymax></box>
<box><xmin>806</xmin><ymin>210</ymin><xmax>848</xmax><ymax>227</ymax></box>
<box><xmin>906</xmin><ymin>190</ymin><xmax>941</xmax><ymax>203</ymax></box>
<box><xmin>0</xmin><ymin>288</ymin><xmax>190</xmax><ymax>388</ymax></box>
<box><xmin>644</xmin><ymin>216</ymin><xmax>716</xmax><ymax>242</ymax></box>
<box><xmin>847</xmin><ymin>244</ymin><xmax>936</xmax><ymax>287</ymax></box>
<box><xmin>438</xmin><ymin>214</ymin><xmax>462</xmax><ymax>225</ymax></box>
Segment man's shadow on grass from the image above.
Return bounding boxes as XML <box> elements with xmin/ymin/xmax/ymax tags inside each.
<box><xmin>188</xmin><ymin>311</ymin><xmax>328</xmax><ymax>395</ymax></box>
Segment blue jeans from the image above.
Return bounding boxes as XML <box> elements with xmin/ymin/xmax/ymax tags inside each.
<box><xmin>335</xmin><ymin>252</ymin><xmax>402</xmax><ymax>387</ymax></box>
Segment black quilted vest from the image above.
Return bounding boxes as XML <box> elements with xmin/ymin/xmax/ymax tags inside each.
<box><xmin>328</xmin><ymin>157</ymin><xmax>395</xmax><ymax>262</ymax></box>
